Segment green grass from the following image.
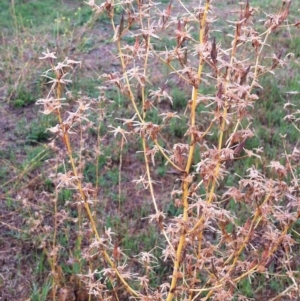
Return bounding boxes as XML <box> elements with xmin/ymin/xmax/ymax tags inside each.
<box><xmin>171</xmin><ymin>87</ymin><xmax>188</xmax><ymax>110</ymax></box>
<box><xmin>11</xmin><ymin>85</ymin><xmax>36</xmax><ymax>107</ymax></box>
<box><xmin>290</xmin><ymin>37</ymin><xmax>300</xmax><ymax>58</ymax></box>
<box><xmin>30</xmin><ymin>281</ymin><xmax>52</xmax><ymax>301</ymax></box>
<box><xmin>14</xmin><ymin>114</ymin><xmax>56</xmax><ymax>144</ymax></box>
<box><xmin>0</xmin><ymin>0</ymin><xmax>92</xmax><ymax>32</ymax></box>
<box><xmin>153</xmin><ymin>36</ymin><xmax>177</xmax><ymax>51</ymax></box>
<box><xmin>252</xmin><ymin>75</ymin><xmax>299</xmax><ymax>157</ymax></box>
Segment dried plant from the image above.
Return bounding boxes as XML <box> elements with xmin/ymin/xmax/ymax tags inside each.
<box><xmin>36</xmin><ymin>0</ymin><xmax>300</xmax><ymax>300</ymax></box>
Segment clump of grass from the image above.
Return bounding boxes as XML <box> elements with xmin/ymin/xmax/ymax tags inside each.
<box><xmin>19</xmin><ymin>0</ymin><xmax>300</xmax><ymax>300</ymax></box>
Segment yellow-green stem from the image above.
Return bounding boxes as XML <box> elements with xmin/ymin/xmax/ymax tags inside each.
<box><xmin>52</xmin><ymin>60</ymin><xmax>138</xmax><ymax>297</ymax></box>
<box><xmin>166</xmin><ymin>2</ymin><xmax>210</xmax><ymax>300</ymax></box>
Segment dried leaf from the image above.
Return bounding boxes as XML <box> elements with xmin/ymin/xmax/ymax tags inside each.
<box><xmin>211</xmin><ymin>36</ymin><xmax>217</xmax><ymax>65</ymax></box>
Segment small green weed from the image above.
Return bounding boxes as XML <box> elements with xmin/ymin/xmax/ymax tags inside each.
<box><xmin>12</xmin><ymin>86</ymin><xmax>36</xmax><ymax>108</ymax></box>
<box><xmin>171</xmin><ymin>87</ymin><xmax>188</xmax><ymax>110</ymax></box>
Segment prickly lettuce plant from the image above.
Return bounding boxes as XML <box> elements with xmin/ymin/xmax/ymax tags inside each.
<box><xmin>37</xmin><ymin>0</ymin><xmax>300</xmax><ymax>300</ymax></box>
